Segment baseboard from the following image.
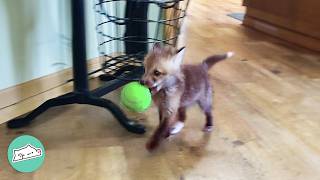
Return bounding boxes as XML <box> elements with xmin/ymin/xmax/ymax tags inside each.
<box><xmin>0</xmin><ymin>57</ymin><xmax>102</xmax><ymax>124</ymax></box>
<box><xmin>243</xmin><ymin>16</ymin><xmax>320</xmax><ymax>52</ymax></box>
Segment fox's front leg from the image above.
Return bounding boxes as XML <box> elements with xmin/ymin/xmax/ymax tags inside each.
<box><xmin>146</xmin><ymin>88</ymin><xmax>181</xmax><ymax>151</ymax></box>
<box><xmin>146</xmin><ymin>109</ymin><xmax>176</xmax><ymax>151</ymax></box>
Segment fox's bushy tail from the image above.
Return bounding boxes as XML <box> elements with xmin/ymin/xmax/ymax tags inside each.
<box><xmin>202</xmin><ymin>52</ymin><xmax>234</xmax><ymax>70</ymax></box>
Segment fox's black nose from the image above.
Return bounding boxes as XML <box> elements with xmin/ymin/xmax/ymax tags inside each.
<box><xmin>139</xmin><ymin>79</ymin><xmax>145</xmax><ymax>85</ymax></box>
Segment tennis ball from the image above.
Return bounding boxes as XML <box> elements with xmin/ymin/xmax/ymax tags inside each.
<box><xmin>120</xmin><ymin>82</ymin><xmax>152</xmax><ymax>112</ymax></box>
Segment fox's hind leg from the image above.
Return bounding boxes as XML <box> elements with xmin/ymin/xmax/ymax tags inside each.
<box><xmin>198</xmin><ymin>90</ymin><xmax>213</xmax><ymax>132</ymax></box>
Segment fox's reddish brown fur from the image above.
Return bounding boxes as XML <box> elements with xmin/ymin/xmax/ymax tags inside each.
<box><xmin>141</xmin><ymin>43</ymin><xmax>234</xmax><ymax>151</ymax></box>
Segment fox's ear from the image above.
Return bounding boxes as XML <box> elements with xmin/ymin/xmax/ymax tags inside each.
<box><xmin>174</xmin><ymin>47</ymin><xmax>186</xmax><ymax>66</ymax></box>
<box><xmin>153</xmin><ymin>42</ymin><xmax>162</xmax><ymax>53</ymax></box>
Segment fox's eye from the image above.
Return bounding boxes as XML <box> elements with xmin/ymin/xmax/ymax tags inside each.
<box><xmin>153</xmin><ymin>70</ymin><xmax>161</xmax><ymax>77</ymax></box>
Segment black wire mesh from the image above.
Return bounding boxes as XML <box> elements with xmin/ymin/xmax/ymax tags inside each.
<box><xmin>94</xmin><ymin>0</ymin><xmax>189</xmax><ymax>81</ymax></box>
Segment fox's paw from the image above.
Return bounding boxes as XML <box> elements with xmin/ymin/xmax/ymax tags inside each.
<box><xmin>203</xmin><ymin>125</ymin><xmax>213</xmax><ymax>132</ymax></box>
<box><xmin>146</xmin><ymin>139</ymin><xmax>160</xmax><ymax>152</ymax></box>
<box><xmin>170</xmin><ymin>121</ymin><xmax>184</xmax><ymax>135</ymax></box>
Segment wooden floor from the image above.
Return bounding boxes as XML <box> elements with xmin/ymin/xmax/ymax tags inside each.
<box><xmin>1</xmin><ymin>0</ymin><xmax>320</xmax><ymax>179</ymax></box>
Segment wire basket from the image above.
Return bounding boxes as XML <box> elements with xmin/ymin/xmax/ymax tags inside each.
<box><xmin>94</xmin><ymin>0</ymin><xmax>189</xmax><ymax>81</ymax></box>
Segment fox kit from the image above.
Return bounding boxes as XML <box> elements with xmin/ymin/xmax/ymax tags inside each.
<box><xmin>141</xmin><ymin>43</ymin><xmax>234</xmax><ymax>151</ymax></box>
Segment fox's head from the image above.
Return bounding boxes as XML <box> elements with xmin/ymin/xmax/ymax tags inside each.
<box><xmin>141</xmin><ymin>43</ymin><xmax>185</xmax><ymax>94</ymax></box>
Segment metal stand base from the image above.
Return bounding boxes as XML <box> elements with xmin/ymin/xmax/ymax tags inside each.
<box><xmin>7</xmin><ymin>91</ymin><xmax>145</xmax><ymax>134</ymax></box>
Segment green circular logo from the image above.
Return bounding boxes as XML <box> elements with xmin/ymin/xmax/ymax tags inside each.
<box><xmin>7</xmin><ymin>135</ymin><xmax>45</xmax><ymax>173</ymax></box>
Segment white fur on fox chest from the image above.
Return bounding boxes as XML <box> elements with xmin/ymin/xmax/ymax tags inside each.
<box><xmin>153</xmin><ymin>87</ymin><xmax>182</xmax><ymax>118</ymax></box>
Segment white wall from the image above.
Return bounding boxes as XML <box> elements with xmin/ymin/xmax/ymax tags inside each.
<box><xmin>0</xmin><ymin>1</ymin><xmax>65</xmax><ymax>90</ymax></box>
<box><xmin>0</xmin><ymin>0</ymin><xmax>102</xmax><ymax>90</ymax></box>
<box><xmin>0</xmin><ymin>0</ymin><xmax>161</xmax><ymax>90</ymax></box>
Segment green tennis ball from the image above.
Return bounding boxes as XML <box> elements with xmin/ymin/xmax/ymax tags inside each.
<box><xmin>120</xmin><ymin>82</ymin><xmax>152</xmax><ymax>112</ymax></box>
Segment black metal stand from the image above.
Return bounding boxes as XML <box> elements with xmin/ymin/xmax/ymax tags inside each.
<box><xmin>124</xmin><ymin>1</ymin><xmax>149</xmax><ymax>54</ymax></box>
<box><xmin>6</xmin><ymin>0</ymin><xmax>145</xmax><ymax>134</ymax></box>
<box><xmin>95</xmin><ymin>0</ymin><xmax>189</xmax><ymax>82</ymax></box>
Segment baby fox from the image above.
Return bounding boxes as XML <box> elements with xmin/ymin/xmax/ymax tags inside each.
<box><xmin>141</xmin><ymin>43</ymin><xmax>234</xmax><ymax>151</ymax></box>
